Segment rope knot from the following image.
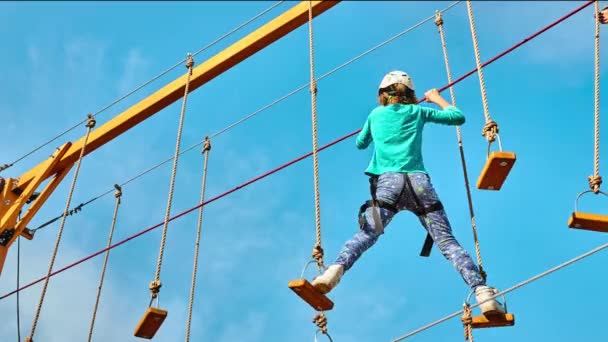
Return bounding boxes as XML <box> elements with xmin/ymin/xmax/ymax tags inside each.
<box><xmin>186</xmin><ymin>54</ymin><xmax>194</xmax><ymax>70</ymax></box>
<box><xmin>310</xmin><ymin>80</ymin><xmax>318</xmax><ymax>95</ymax></box>
<box><xmin>481</xmin><ymin>120</ymin><xmax>499</xmax><ymax>143</ymax></box>
<box><xmin>202</xmin><ymin>136</ymin><xmax>212</xmax><ymax>153</ymax></box>
<box><xmin>479</xmin><ymin>267</ymin><xmax>487</xmax><ymax>283</ymax></box>
<box><xmin>434</xmin><ymin>11</ymin><xmax>443</xmax><ymax>26</ymax></box>
<box><xmin>461</xmin><ymin>303</ymin><xmax>473</xmax><ymax>341</ymax></box>
<box><xmin>149</xmin><ymin>280</ymin><xmax>162</xmax><ymax>298</ymax></box>
<box><xmin>114</xmin><ymin>184</ymin><xmax>122</xmax><ymax>198</ymax></box>
<box><xmin>312</xmin><ymin>313</ymin><xmax>328</xmax><ymax>334</ymax></box>
<box><xmin>588</xmin><ymin>175</ymin><xmax>603</xmax><ymax>193</ymax></box>
<box><xmin>312</xmin><ymin>244</ymin><xmax>324</xmax><ymax>267</ymax></box>
<box><xmin>86</xmin><ymin>114</ymin><xmax>96</xmax><ymax>129</ymax></box>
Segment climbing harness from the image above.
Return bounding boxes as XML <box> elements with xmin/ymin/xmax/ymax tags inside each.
<box><xmin>465</xmin><ymin>0</ymin><xmax>516</xmax><ymax>191</ymax></box>
<box><xmin>568</xmin><ymin>0</ymin><xmax>607</xmax><ymax>232</ymax></box>
<box><xmin>360</xmin><ymin>174</ymin><xmax>443</xmax><ymax>257</ymax></box>
<box><xmin>287</xmin><ymin>2</ymin><xmax>334</xmax><ymax>341</ymax></box>
<box><xmin>87</xmin><ymin>184</ymin><xmax>122</xmax><ymax>342</ymax></box>
<box><xmin>26</xmin><ymin>114</ymin><xmax>96</xmax><ymax>342</ymax></box>
<box><xmin>435</xmin><ymin>9</ymin><xmax>515</xmax><ymax>337</ymax></box>
<box><xmin>134</xmin><ymin>53</ymin><xmax>195</xmax><ymax>340</ymax></box>
<box><xmin>184</xmin><ymin>137</ymin><xmax>212</xmax><ymax>342</ymax></box>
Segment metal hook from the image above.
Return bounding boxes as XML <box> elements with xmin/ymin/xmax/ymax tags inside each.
<box><xmin>313</xmin><ymin>329</ymin><xmax>334</xmax><ymax>342</ymax></box>
<box><xmin>486</xmin><ymin>133</ymin><xmax>504</xmax><ymax>157</ymax></box>
<box><xmin>574</xmin><ymin>189</ymin><xmax>608</xmax><ymax>212</ymax></box>
<box><xmin>300</xmin><ymin>259</ymin><xmax>327</xmax><ymax>279</ymax></box>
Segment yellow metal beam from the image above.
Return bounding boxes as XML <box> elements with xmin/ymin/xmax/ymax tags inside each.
<box><xmin>0</xmin><ymin>143</ymin><xmax>71</xmax><ymax>275</ymax></box>
<box><xmin>16</xmin><ymin>0</ymin><xmax>340</xmax><ymax>191</ymax></box>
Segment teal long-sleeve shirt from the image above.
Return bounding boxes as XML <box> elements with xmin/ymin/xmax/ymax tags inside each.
<box><xmin>356</xmin><ymin>103</ymin><xmax>465</xmax><ymax>176</ymax></box>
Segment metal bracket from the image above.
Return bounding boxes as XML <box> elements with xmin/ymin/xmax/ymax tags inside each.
<box><xmin>0</xmin><ymin>228</ymin><xmax>15</xmax><ymax>246</ymax></box>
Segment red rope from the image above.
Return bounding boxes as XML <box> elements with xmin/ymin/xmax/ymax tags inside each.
<box><xmin>0</xmin><ymin>0</ymin><xmax>593</xmax><ymax>301</ymax></box>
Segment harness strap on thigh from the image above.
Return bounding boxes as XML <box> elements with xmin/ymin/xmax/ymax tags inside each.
<box><xmin>358</xmin><ymin>176</ymin><xmax>397</xmax><ymax>234</ymax></box>
<box><xmin>401</xmin><ymin>174</ymin><xmax>445</xmax><ymax>258</ymax></box>
<box><xmin>358</xmin><ymin>200</ymin><xmax>397</xmax><ymax>233</ymax></box>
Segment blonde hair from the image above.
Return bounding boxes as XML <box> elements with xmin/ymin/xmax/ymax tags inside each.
<box><xmin>378</xmin><ymin>83</ymin><xmax>417</xmax><ymax>106</ymax></box>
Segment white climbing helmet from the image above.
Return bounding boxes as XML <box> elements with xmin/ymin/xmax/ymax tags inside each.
<box><xmin>379</xmin><ymin>70</ymin><xmax>415</xmax><ymax>92</ymax></box>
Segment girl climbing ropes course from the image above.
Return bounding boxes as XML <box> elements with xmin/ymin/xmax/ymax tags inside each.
<box><xmin>311</xmin><ymin>71</ymin><xmax>506</xmax><ymax>317</ymax></box>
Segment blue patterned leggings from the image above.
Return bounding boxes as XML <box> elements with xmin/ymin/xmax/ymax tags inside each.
<box><xmin>334</xmin><ymin>172</ymin><xmax>485</xmax><ymax>289</ymax></box>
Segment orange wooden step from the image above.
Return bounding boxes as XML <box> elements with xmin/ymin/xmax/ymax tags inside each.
<box><xmin>476</xmin><ymin>151</ymin><xmax>516</xmax><ymax>191</ymax></box>
<box><xmin>134</xmin><ymin>307</ymin><xmax>167</xmax><ymax>339</ymax></box>
<box><xmin>288</xmin><ymin>278</ymin><xmax>334</xmax><ymax>311</ymax></box>
<box><xmin>471</xmin><ymin>313</ymin><xmax>515</xmax><ymax>329</ymax></box>
<box><xmin>568</xmin><ymin>212</ymin><xmax>608</xmax><ymax>232</ymax></box>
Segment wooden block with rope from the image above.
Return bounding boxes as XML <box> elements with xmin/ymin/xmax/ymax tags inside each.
<box><xmin>135</xmin><ymin>54</ymin><xmax>195</xmax><ymax>340</ymax></box>
<box><xmin>134</xmin><ymin>307</ymin><xmax>168</xmax><ymax>339</ymax></box>
<box><xmin>289</xmin><ymin>1</ymin><xmax>335</xmax><ymax>337</ymax></box>
<box><xmin>464</xmin><ymin>0</ymin><xmax>516</xmax><ymax>192</ymax></box>
<box><xmin>568</xmin><ymin>0</ymin><xmax>605</xmax><ymax>233</ymax></box>
<box><xmin>288</xmin><ymin>278</ymin><xmax>334</xmax><ymax>311</ymax></box>
<box><xmin>471</xmin><ymin>313</ymin><xmax>515</xmax><ymax>329</ymax></box>
<box><xmin>476</xmin><ymin>151</ymin><xmax>516</xmax><ymax>191</ymax></box>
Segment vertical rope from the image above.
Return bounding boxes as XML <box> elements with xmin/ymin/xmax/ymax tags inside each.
<box><xmin>185</xmin><ymin>137</ymin><xmax>211</xmax><ymax>342</ymax></box>
<box><xmin>461</xmin><ymin>303</ymin><xmax>474</xmax><ymax>341</ymax></box>
<box><xmin>26</xmin><ymin>114</ymin><xmax>96</xmax><ymax>342</ymax></box>
<box><xmin>435</xmin><ymin>11</ymin><xmax>486</xmax><ymax>281</ymax></box>
<box><xmin>465</xmin><ymin>0</ymin><xmax>499</xmax><ymax>145</ymax></box>
<box><xmin>16</xmin><ymin>220</ymin><xmax>21</xmax><ymax>342</ymax></box>
<box><xmin>149</xmin><ymin>54</ymin><xmax>195</xmax><ymax>304</ymax></box>
<box><xmin>307</xmin><ymin>1</ymin><xmax>324</xmax><ymax>271</ymax></box>
<box><xmin>589</xmin><ymin>0</ymin><xmax>602</xmax><ymax>193</ymax></box>
<box><xmin>87</xmin><ymin>185</ymin><xmax>122</xmax><ymax>342</ymax></box>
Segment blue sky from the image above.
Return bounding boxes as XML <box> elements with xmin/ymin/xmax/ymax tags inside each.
<box><xmin>0</xmin><ymin>1</ymin><xmax>607</xmax><ymax>341</ymax></box>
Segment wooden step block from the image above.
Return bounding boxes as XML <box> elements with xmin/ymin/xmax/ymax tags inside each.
<box><xmin>288</xmin><ymin>278</ymin><xmax>334</xmax><ymax>311</ymax></box>
<box><xmin>471</xmin><ymin>313</ymin><xmax>515</xmax><ymax>329</ymax></box>
<box><xmin>134</xmin><ymin>307</ymin><xmax>167</xmax><ymax>339</ymax></box>
<box><xmin>568</xmin><ymin>212</ymin><xmax>608</xmax><ymax>232</ymax></box>
<box><xmin>476</xmin><ymin>151</ymin><xmax>516</xmax><ymax>191</ymax></box>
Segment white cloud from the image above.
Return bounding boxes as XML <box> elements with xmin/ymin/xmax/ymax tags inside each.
<box><xmin>64</xmin><ymin>38</ymin><xmax>106</xmax><ymax>79</ymax></box>
<box><xmin>117</xmin><ymin>48</ymin><xmax>151</xmax><ymax>96</ymax></box>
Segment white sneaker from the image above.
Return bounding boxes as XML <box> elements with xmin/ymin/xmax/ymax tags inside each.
<box><xmin>311</xmin><ymin>264</ymin><xmax>344</xmax><ymax>294</ymax></box>
<box><xmin>475</xmin><ymin>285</ymin><xmax>506</xmax><ymax>316</ymax></box>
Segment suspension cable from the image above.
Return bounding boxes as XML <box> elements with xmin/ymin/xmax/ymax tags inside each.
<box><xmin>307</xmin><ymin>0</ymin><xmax>324</xmax><ymax>273</ymax></box>
<box><xmin>16</xmin><ymin>214</ymin><xmax>21</xmax><ymax>342</ymax></box>
<box><xmin>465</xmin><ymin>0</ymin><xmax>500</xmax><ymax>146</ymax></box>
<box><xmin>87</xmin><ymin>184</ymin><xmax>122</xmax><ymax>342</ymax></box>
<box><xmin>307</xmin><ymin>0</ymin><xmax>330</xmax><ymax>337</ymax></box>
<box><xmin>26</xmin><ymin>114</ymin><xmax>96</xmax><ymax>342</ymax></box>
<box><xmin>148</xmin><ymin>54</ymin><xmax>194</xmax><ymax>307</ymax></box>
<box><xmin>184</xmin><ymin>137</ymin><xmax>211</xmax><ymax>342</ymax></box>
<box><xmin>1</xmin><ymin>0</ymin><xmax>594</xmax><ymax>302</ymax></box>
<box><xmin>28</xmin><ymin>1</ymin><xmax>463</xmax><ymax>236</ymax></box>
<box><xmin>434</xmin><ymin>11</ymin><xmax>486</xmax><ymax>281</ymax></box>
<box><xmin>589</xmin><ymin>0</ymin><xmax>602</xmax><ymax>193</ymax></box>
<box><xmin>0</xmin><ymin>1</ymin><xmax>284</xmax><ymax>173</ymax></box>
<box><xmin>391</xmin><ymin>240</ymin><xmax>608</xmax><ymax>341</ymax></box>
